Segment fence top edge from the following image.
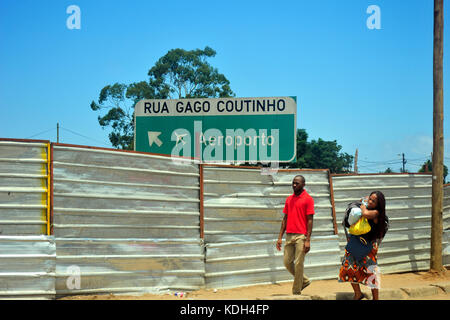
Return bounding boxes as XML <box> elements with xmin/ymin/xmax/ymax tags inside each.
<box><xmin>0</xmin><ymin>138</ymin><xmax>50</xmax><ymax>144</ymax></box>
<box><xmin>331</xmin><ymin>172</ymin><xmax>432</xmax><ymax>177</ymax></box>
<box><xmin>202</xmin><ymin>164</ymin><xmax>329</xmax><ymax>173</ymax></box>
<box><xmin>52</xmin><ymin>143</ymin><xmax>200</xmax><ymax>163</ymax></box>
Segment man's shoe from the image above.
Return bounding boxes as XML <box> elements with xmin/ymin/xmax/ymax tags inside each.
<box><xmin>292</xmin><ymin>281</ymin><xmax>311</xmax><ymax>295</ymax></box>
<box><xmin>302</xmin><ymin>280</ymin><xmax>311</xmax><ymax>290</ymax></box>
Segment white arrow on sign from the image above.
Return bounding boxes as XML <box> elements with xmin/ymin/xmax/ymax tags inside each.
<box><xmin>174</xmin><ymin>132</ymin><xmax>188</xmax><ymax>145</ymax></box>
<box><xmin>148</xmin><ymin>131</ymin><xmax>163</xmax><ymax>147</ymax></box>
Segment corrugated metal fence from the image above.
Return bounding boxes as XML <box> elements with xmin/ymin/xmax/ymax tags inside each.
<box><xmin>1</xmin><ymin>138</ymin><xmax>449</xmax><ymax>298</ymax></box>
<box><xmin>52</xmin><ymin>144</ymin><xmax>204</xmax><ymax>297</ymax></box>
<box><xmin>203</xmin><ymin>166</ymin><xmax>341</xmax><ymax>289</ymax></box>
<box><xmin>0</xmin><ymin>140</ymin><xmax>56</xmax><ymax>299</ymax></box>
<box><xmin>0</xmin><ymin>235</ymin><xmax>56</xmax><ymax>299</ymax></box>
<box><xmin>331</xmin><ymin>173</ymin><xmax>439</xmax><ymax>274</ymax></box>
<box><xmin>0</xmin><ymin>140</ymin><xmax>50</xmax><ymax>235</ymax></box>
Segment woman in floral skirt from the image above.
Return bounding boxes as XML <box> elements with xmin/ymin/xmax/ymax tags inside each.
<box><xmin>338</xmin><ymin>191</ymin><xmax>387</xmax><ymax>300</ymax></box>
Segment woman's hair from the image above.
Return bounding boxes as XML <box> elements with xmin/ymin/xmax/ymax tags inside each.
<box><xmin>370</xmin><ymin>191</ymin><xmax>387</xmax><ymax>239</ymax></box>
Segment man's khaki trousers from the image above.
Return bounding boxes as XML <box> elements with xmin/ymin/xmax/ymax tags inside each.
<box><xmin>283</xmin><ymin>233</ymin><xmax>310</xmax><ymax>294</ymax></box>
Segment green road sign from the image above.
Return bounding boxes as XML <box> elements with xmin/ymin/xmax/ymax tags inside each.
<box><xmin>134</xmin><ymin>97</ymin><xmax>297</xmax><ymax>162</ymax></box>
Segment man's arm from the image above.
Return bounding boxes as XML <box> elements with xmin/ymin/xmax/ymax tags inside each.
<box><xmin>304</xmin><ymin>215</ymin><xmax>313</xmax><ymax>253</ymax></box>
<box><xmin>276</xmin><ymin>214</ymin><xmax>287</xmax><ymax>251</ymax></box>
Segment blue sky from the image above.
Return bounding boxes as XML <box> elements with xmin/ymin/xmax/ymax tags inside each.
<box><xmin>0</xmin><ymin>0</ymin><xmax>449</xmax><ymax>174</ymax></box>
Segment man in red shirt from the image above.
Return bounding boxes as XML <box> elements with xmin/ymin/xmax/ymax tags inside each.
<box><xmin>276</xmin><ymin>175</ymin><xmax>315</xmax><ymax>295</ymax></box>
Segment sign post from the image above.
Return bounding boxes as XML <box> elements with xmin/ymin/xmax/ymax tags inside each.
<box><xmin>134</xmin><ymin>96</ymin><xmax>297</xmax><ymax>163</ymax></box>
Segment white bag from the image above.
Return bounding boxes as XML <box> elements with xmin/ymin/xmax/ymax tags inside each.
<box><xmin>348</xmin><ymin>207</ymin><xmax>362</xmax><ymax>226</ymax></box>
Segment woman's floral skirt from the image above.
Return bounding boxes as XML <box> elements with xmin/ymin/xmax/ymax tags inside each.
<box><xmin>338</xmin><ymin>241</ymin><xmax>380</xmax><ymax>289</ymax></box>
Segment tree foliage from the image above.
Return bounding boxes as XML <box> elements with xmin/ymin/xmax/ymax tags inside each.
<box><xmin>90</xmin><ymin>47</ymin><xmax>234</xmax><ymax>150</ymax></box>
<box><xmin>90</xmin><ymin>83</ymin><xmax>136</xmax><ymax>150</ymax></box>
<box><xmin>418</xmin><ymin>159</ymin><xmax>448</xmax><ymax>183</ymax></box>
<box><xmin>285</xmin><ymin>129</ymin><xmax>354</xmax><ymax>173</ymax></box>
<box><xmin>148</xmin><ymin>47</ymin><xmax>234</xmax><ymax>99</ymax></box>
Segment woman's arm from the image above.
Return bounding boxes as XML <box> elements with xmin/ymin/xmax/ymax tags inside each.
<box><xmin>360</xmin><ymin>204</ymin><xmax>379</xmax><ymax>220</ymax></box>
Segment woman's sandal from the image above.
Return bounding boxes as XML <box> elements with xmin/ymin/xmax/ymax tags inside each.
<box><xmin>354</xmin><ymin>293</ymin><xmax>365</xmax><ymax>300</ymax></box>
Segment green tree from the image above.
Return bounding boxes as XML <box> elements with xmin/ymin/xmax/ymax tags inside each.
<box><xmin>418</xmin><ymin>159</ymin><xmax>448</xmax><ymax>183</ymax></box>
<box><xmin>90</xmin><ymin>46</ymin><xmax>234</xmax><ymax>150</ymax></box>
<box><xmin>384</xmin><ymin>167</ymin><xmax>394</xmax><ymax>173</ymax></box>
<box><xmin>89</xmin><ymin>83</ymin><xmax>136</xmax><ymax>150</ymax></box>
<box><xmin>293</xmin><ymin>129</ymin><xmax>309</xmax><ymax>168</ymax></box>
<box><xmin>148</xmin><ymin>47</ymin><xmax>233</xmax><ymax>99</ymax></box>
<box><xmin>286</xmin><ymin>129</ymin><xmax>353</xmax><ymax>173</ymax></box>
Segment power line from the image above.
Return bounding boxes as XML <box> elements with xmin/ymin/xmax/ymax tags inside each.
<box><xmin>408</xmin><ymin>156</ymin><xmax>430</xmax><ymax>161</ymax></box>
<box><xmin>359</xmin><ymin>155</ymin><xmax>434</xmax><ymax>168</ymax></box>
<box><xmin>25</xmin><ymin>128</ymin><xmax>54</xmax><ymax>139</ymax></box>
<box><xmin>354</xmin><ymin>150</ymin><xmax>448</xmax><ymax>173</ymax></box>
<box><xmin>359</xmin><ymin>159</ymin><xmax>401</xmax><ymax>164</ymax></box>
<box><xmin>356</xmin><ymin>164</ymin><xmax>383</xmax><ymax>172</ymax></box>
<box><xmin>23</xmin><ymin>125</ymin><xmax>111</xmax><ymax>147</ymax></box>
<box><xmin>60</xmin><ymin>126</ymin><xmax>110</xmax><ymax>147</ymax></box>
<box><xmin>407</xmin><ymin>162</ymin><xmax>425</xmax><ymax>167</ymax></box>
<box><xmin>358</xmin><ymin>161</ymin><xmax>402</xmax><ymax>167</ymax></box>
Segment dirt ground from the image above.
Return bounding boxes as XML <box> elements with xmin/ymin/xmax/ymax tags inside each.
<box><xmin>60</xmin><ymin>269</ymin><xmax>450</xmax><ymax>300</ymax></box>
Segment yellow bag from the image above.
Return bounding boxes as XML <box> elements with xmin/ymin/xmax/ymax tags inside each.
<box><xmin>349</xmin><ymin>217</ymin><xmax>371</xmax><ymax>235</ymax></box>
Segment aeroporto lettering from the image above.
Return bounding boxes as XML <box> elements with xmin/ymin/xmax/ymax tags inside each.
<box><xmin>199</xmin><ymin>131</ymin><xmax>275</xmax><ymax>147</ymax></box>
<box><xmin>170</xmin><ymin>121</ymin><xmax>280</xmax><ymax>162</ymax></box>
<box><xmin>144</xmin><ymin>98</ymin><xmax>286</xmax><ymax>114</ymax></box>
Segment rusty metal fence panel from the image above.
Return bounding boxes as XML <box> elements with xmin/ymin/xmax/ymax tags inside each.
<box><xmin>52</xmin><ymin>145</ymin><xmax>204</xmax><ymax>296</ymax></box>
<box><xmin>0</xmin><ymin>235</ymin><xmax>56</xmax><ymax>299</ymax></box>
<box><xmin>0</xmin><ymin>140</ymin><xmax>55</xmax><ymax>299</ymax></box>
<box><xmin>203</xmin><ymin>166</ymin><xmax>341</xmax><ymax>289</ymax></box>
<box><xmin>444</xmin><ymin>184</ymin><xmax>450</xmax><ymax>266</ymax></box>
<box><xmin>331</xmin><ymin>174</ymin><xmax>436</xmax><ymax>274</ymax></box>
<box><xmin>0</xmin><ymin>140</ymin><xmax>49</xmax><ymax>235</ymax></box>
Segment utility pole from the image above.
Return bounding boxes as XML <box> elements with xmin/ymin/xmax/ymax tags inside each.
<box><xmin>431</xmin><ymin>0</ymin><xmax>444</xmax><ymax>272</ymax></box>
<box><xmin>398</xmin><ymin>153</ymin><xmax>407</xmax><ymax>173</ymax></box>
<box><xmin>57</xmin><ymin>123</ymin><xmax>60</xmax><ymax>143</ymax></box>
<box><xmin>402</xmin><ymin>153</ymin><xmax>406</xmax><ymax>173</ymax></box>
<box><xmin>354</xmin><ymin>148</ymin><xmax>358</xmax><ymax>174</ymax></box>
